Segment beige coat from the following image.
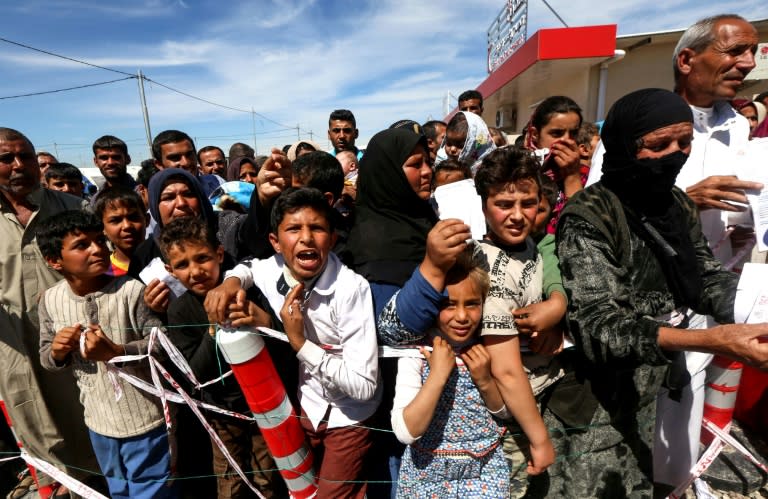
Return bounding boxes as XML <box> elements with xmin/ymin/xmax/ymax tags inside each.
<box><xmin>0</xmin><ymin>188</ymin><xmax>98</xmax><ymax>482</ymax></box>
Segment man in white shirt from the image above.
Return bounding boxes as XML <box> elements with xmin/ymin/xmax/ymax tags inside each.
<box><xmin>586</xmin><ymin>14</ymin><xmax>761</xmax><ymax>493</ymax></box>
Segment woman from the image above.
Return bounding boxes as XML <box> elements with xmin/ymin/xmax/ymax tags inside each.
<box><xmin>226</xmin><ymin>156</ymin><xmax>259</xmax><ymax>184</ymax></box>
<box><xmin>344</xmin><ymin>127</ymin><xmax>437</xmax><ymax>498</ymax></box>
<box><xmin>525</xmin><ymin>96</ymin><xmax>584</xmax><ymax>233</ymax></box>
<box><xmin>345</xmin><ymin>128</ymin><xmax>437</xmax><ymax>316</ymax></box>
<box><xmin>555</xmin><ymin>88</ymin><xmax>768</xmax><ymax>497</ymax></box>
<box><xmin>128</xmin><ymin>169</ymin><xmax>264</xmax><ymax>309</ymax></box>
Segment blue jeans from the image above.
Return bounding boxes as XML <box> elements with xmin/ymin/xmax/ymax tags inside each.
<box><xmin>88</xmin><ymin>425</ymin><xmax>177</xmax><ymax>499</ymax></box>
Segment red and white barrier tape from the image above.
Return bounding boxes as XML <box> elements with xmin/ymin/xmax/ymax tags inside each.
<box><xmin>13</xmin><ymin>322</ymin><xmax>473</xmax><ymax>498</ymax></box>
<box><xmin>669</xmin><ymin>417</ymin><xmax>768</xmax><ymax>498</ymax></box>
<box><xmin>20</xmin><ymin>451</ymin><xmax>108</xmax><ymax>499</ymax></box>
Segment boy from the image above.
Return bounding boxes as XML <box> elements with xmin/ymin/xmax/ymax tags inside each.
<box><xmin>44</xmin><ymin>163</ymin><xmax>84</xmax><ymax>198</ymax></box>
<box><xmin>513</xmin><ymin>175</ymin><xmax>567</xmax><ymax>355</ymax></box>
<box><xmin>36</xmin><ymin>210</ymin><xmax>175</xmax><ymax>499</ymax></box>
<box><xmin>432</xmin><ymin>158</ymin><xmax>472</xmax><ymax>191</ymax></box>
<box><xmin>93</xmin><ymin>187</ymin><xmax>147</xmax><ymax>276</ymax></box>
<box><xmin>473</xmin><ymin>147</ymin><xmax>557</xmax><ymax>483</ymax></box>
<box><xmin>159</xmin><ymin>216</ymin><xmax>284</xmax><ymax>499</ymax></box>
<box><xmin>211</xmin><ymin>187</ymin><xmax>380</xmax><ymax>499</ymax></box>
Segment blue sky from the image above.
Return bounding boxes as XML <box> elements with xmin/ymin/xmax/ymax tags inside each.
<box><xmin>2</xmin><ymin>0</ymin><xmax>767</xmax><ymax>166</ymax></box>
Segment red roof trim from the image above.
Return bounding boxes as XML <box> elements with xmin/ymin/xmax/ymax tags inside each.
<box><xmin>477</xmin><ymin>24</ymin><xmax>617</xmax><ymax>101</ymax></box>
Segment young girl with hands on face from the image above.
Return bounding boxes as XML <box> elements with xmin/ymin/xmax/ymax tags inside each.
<box><xmin>380</xmin><ymin>241</ymin><xmax>513</xmax><ymax>498</ymax></box>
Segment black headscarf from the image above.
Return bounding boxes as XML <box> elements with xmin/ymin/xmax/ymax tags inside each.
<box><xmin>600</xmin><ymin>88</ymin><xmax>700</xmax><ymax>308</ymax></box>
<box><xmin>346</xmin><ymin>128</ymin><xmax>437</xmax><ymax>285</ymax></box>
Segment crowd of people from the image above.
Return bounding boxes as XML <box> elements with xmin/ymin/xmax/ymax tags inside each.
<box><xmin>2</xmin><ymin>12</ymin><xmax>768</xmax><ymax>499</ymax></box>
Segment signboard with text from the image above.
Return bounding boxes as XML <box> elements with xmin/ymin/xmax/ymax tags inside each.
<box><xmin>746</xmin><ymin>42</ymin><xmax>768</xmax><ymax>81</ymax></box>
<box><xmin>487</xmin><ymin>0</ymin><xmax>528</xmax><ymax>73</ymax></box>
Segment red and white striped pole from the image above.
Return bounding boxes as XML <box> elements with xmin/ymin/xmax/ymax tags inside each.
<box><xmin>701</xmin><ymin>356</ymin><xmax>743</xmax><ymax>445</ymax></box>
<box><xmin>0</xmin><ymin>401</ymin><xmax>55</xmax><ymax>499</ymax></box>
<box><xmin>217</xmin><ymin>328</ymin><xmax>317</xmax><ymax>498</ymax></box>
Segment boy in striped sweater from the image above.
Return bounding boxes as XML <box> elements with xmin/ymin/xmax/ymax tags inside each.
<box><xmin>36</xmin><ymin>209</ymin><xmax>176</xmax><ymax>499</ymax></box>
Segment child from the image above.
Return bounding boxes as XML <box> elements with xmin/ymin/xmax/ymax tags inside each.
<box><xmin>512</xmin><ymin>175</ymin><xmax>567</xmax><ymax>355</ymax></box>
<box><xmin>432</xmin><ymin>158</ymin><xmax>472</xmax><ymax>191</ymax></box>
<box><xmin>45</xmin><ymin>163</ymin><xmax>85</xmax><ymax>198</ymax></box>
<box><xmin>382</xmin><ymin>247</ymin><xmax>511</xmax><ymax>497</ymax></box>
<box><xmin>212</xmin><ymin>187</ymin><xmax>380</xmax><ymax>498</ymax></box>
<box><xmin>473</xmin><ymin>147</ymin><xmax>560</xmax><ymax>482</ymax></box>
<box><xmin>36</xmin><ymin>210</ymin><xmax>175</xmax><ymax>499</ymax></box>
<box><xmin>435</xmin><ymin>111</ymin><xmax>496</xmax><ymax>172</ymax></box>
<box><xmin>93</xmin><ymin>187</ymin><xmax>148</xmax><ymax>277</ymax></box>
<box><xmin>159</xmin><ymin>217</ymin><xmax>285</xmax><ymax>499</ymax></box>
<box><xmin>575</xmin><ymin>121</ymin><xmax>600</xmax><ymax>168</ymax></box>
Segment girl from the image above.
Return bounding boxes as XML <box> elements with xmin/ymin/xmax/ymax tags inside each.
<box><xmin>435</xmin><ymin>111</ymin><xmax>496</xmax><ymax>173</ymax></box>
<box><xmin>525</xmin><ymin>95</ymin><xmax>584</xmax><ymax>233</ymax></box>
<box><xmin>344</xmin><ymin>127</ymin><xmax>439</xmax><ymax>496</ymax></box>
<box><xmin>382</xmin><ymin>247</ymin><xmax>511</xmax><ymax>498</ymax></box>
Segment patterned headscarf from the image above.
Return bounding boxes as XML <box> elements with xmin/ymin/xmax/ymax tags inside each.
<box><xmin>435</xmin><ymin>111</ymin><xmax>496</xmax><ymax>172</ymax></box>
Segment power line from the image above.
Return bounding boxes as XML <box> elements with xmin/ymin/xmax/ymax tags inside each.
<box><xmin>142</xmin><ymin>76</ymin><xmax>304</xmax><ymax>132</ymax></box>
<box><xmin>0</xmin><ymin>76</ymin><xmax>135</xmax><ymax>100</ymax></box>
<box><xmin>0</xmin><ymin>35</ymin><xmax>311</xmax><ymax>139</ymax></box>
<box><xmin>0</xmin><ymin>36</ymin><xmax>136</xmax><ymax>77</ymax></box>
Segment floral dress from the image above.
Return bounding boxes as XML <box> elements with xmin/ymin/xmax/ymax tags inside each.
<box><xmin>396</xmin><ymin>355</ymin><xmax>508</xmax><ymax>498</ymax></box>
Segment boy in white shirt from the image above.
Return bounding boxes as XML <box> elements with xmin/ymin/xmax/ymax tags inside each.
<box><xmin>210</xmin><ymin>187</ymin><xmax>380</xmax><ymax>498</ymax></box>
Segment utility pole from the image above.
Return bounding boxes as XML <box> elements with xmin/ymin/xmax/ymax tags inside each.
<box><xmin>296</xmin><ymin>125</ymin><xmax>300</xmax><ymax>140</ymax></box>
<box><xmin>251</xmin><ymin>107</ymin><xmax>258</xmax><ymax>154</ymax></box>
<box><xmin>53</xmin><ymin>142</ymin><xmax>59</xmax><ymax>157</ymax></box>
<box><xmin>137</xmin><ymin>70</ymin><xmax>153</xmax><ymax>159</ymax></box>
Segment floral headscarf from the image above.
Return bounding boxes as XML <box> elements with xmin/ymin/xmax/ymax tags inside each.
<box><xmin>435</xmin><ymin>111</ymin><xmax>496</xmax><ymax>173</ymax></box>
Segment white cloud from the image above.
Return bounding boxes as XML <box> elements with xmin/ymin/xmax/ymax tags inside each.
<box><xmin>4</xmin><ymin>0</ymin><xmax>768</xmax><ymax>165</ymax></box>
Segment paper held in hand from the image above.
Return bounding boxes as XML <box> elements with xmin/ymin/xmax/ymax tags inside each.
<box><xmin>433</xmin><ymin>179</ymin><xmax>486</xmax><ymax>240</ymax></box>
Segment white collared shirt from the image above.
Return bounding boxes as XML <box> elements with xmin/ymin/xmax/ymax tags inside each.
<box><xmin>226</xmin><ymin>252</ymin><xmax>381</xmax><ymax>429</ymax></box>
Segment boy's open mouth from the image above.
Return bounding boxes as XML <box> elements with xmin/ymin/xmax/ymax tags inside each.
<box><xmin>297</xmin><ymin>250</ymin><xmax>319</xmax><ymax>262</ymax></box>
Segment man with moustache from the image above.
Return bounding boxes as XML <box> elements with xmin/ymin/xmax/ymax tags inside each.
<box><xmin>0</xmin><ymin>128</ymin><xmax>98</xmax><ymax>491</ymax></box>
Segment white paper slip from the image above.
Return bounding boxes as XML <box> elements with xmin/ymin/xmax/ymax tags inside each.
<box><xmin>138</xmin><ymin>256</ymin><xmax>188</xmax><ymax>300</ymax></box>
<box><xmin>739</xmin><ymin>138</ymin><xmax>768</xmax><ymax>251</ymax></box>
<box><xmin>433</xmin><ymin>179</ymin><xmax>486</xmax><ymax>240</ymax></box>
<box><xmin>734</xmin><ymin>262</ymin><xmax>768</xmax><ymax>324</ymax></box>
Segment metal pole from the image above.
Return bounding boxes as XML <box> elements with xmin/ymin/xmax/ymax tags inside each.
<box><xmin>540</xmin><ymin>0</ymin><xmax>568</xmax><ymax>27</ymax></box>
<box><xmin>251</xmin><ymin>108</ymin><xmax>258</xmax><ymax>155</ymax></box>
<box><xmin>137</xmin><ymin>70</ymin><xmax>153</xmax><ymax>158</ymax></box>
<box><xmin>53</xmin><ymin>142</ymin><xmax>59</xmax><ymax>157</ymax></box>
<box><xmin>296</xmin><ymin>125</ymin><xmax>300</xmax><ymax>140</ymax></box>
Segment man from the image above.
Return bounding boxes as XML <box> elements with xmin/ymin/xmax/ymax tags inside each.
<box><xmin>0</xmin><ymin>128</ymin><xmax>98</xmax><ymax>491</ymax></box>
<box><xmin>36</xmin><ymin>151</ymin><xmax>57</xmax><ymax>183</ymax></box>
<box><xmin>328</xmin><ymin>109</ymin><xmax>363</xmax><ymax>160</ymax></box>
<box><xmin>228</xmin><ymin>142</ymin><xmax>255</xmax><ymax>161</ymax></box>
<box><xmin>557</xmin><ymin>88</ymin><xmax>768</xmax><ymax>498</ymax></box>
<box><xmin>92</xmin><ymin>135</ymin><xmax>136</xmax><ymax>191</ymax></box>
<box><xmin>658</xmin><ymin>15</ymin><xmax>762</xmax><ymax>491</ymax></box>
<box><xmin>457</xmin><ymin>90</ymin><xmax>483</xmax><ymax>116</ymax></box>
<box><xmin>153</xmin><ymin>129</ymin><xmax>222</xmax><ymax>197</ymax></box>
<box><xmin>422</xmin><ymin>120</ymin><xmax>447</xmax><ymax>163</ymax></box>
<box><xmin>197</xmin><ymin>146</ymin><xmax>226</xmax><ymax>176</ymax></box>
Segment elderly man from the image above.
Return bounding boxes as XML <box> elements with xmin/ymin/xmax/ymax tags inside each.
<box><xmin>0</xmin><ymin>128</ymin><xmax>98</xmax><ymax>491</ymax></box>
<box><xmin>585</xmin><ymin>15</ymin><xmax>762</xmax><ymax>490</ymax></box>
<box><xmin>556</xmin><ymin>88</ymin><xmax>768</xmax><ymax>498</ymax></box>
